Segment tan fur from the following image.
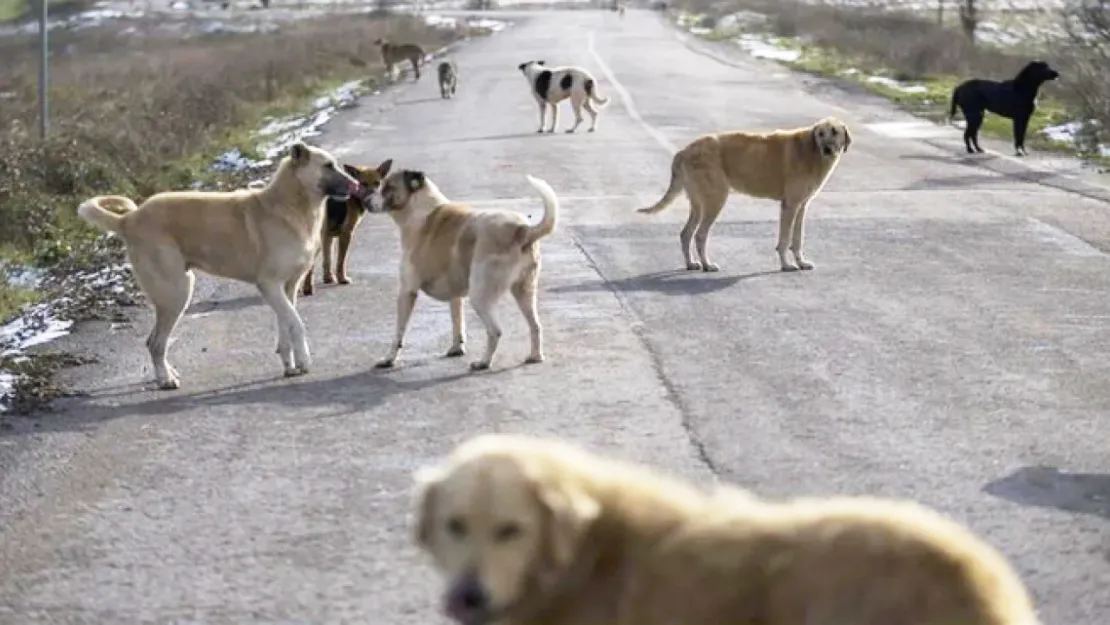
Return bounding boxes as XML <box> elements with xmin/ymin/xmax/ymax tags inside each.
<box><xmin>76</xmin><ymin>142</ymin><xmax>358</xmax><ymax>390</ymax></box>
<box><xmin>637</xmin><ymin>116</ymin><xmax>852</xmax><ymax>273</ymax></box>
<box><xmin>375</xmin><ymin>38</ymin><xmax>426</xmax><ymax>82</ymax></box>
<box><xmin>365</xmin><ymin>170</ymin><xmax>559</xmax><ymax>371</ymax></box>
<box><xmin>414</xmin><ymin>433</ymin><xmax>1041</xmax><ymax>625</ymax></box>
<box><xmin>301</xmin><ymin>159</ymin><xmax>393</xmax><ymax>296</ymax></box>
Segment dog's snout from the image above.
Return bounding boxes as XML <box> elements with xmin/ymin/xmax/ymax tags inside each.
<box><xmin>445</xmin><ymin>573</ymin><xmax>490</xmax><ymax>623</ymax></box>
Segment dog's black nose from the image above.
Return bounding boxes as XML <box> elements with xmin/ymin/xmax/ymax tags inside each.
<box><xmin>445</xmin><ymin>574</ymin><xmax>489</xmax><ymax>622</ymax></box>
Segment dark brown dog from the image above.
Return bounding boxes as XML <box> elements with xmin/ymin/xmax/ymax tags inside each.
<box><xmin>301</xmin><ymin>159</ymin><xmax>392</xmax><ymax>296</ymax></box>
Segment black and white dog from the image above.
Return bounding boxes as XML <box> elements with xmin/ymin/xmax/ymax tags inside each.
<box><xmin>517</xmin><ymin>60</ymin><xmax>611</xmax><ymax>134</ymax></box>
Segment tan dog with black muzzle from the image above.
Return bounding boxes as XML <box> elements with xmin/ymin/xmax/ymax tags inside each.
<box><xmin>412</xmin><ymin>433</ymin><xmax>1042</xmax><ymax>625</ymax></box>
<box><xmin>364</xmin><ymin>169</ymin><xmax>560</xmax><ymax>371</ymax></box>
<box><xmin>638</xmin><ymin>116</ymin><xmax>852</xmax><ymax>273</ymax></box>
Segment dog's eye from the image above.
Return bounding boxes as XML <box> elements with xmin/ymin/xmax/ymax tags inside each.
<box><xmin>325</xmin><ymin>162</ymin><xmax>336</xmax><ymax>170</ymax></box>
<box><xmin>830</xmin><ymin>128</ymin><xmax>838</xmax><ymax>136</ymax></box>
<box><xmin>446</xmin><ymin>517</ymin><xmax>467</xmax><ymax>538</ymax></box>
<box><xmin>493</xmin><ymin>523</ymin><xmax>522</xmax><ymax>542</ymax></box>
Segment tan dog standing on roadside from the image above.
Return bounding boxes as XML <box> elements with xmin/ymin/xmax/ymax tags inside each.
<box><xmin>375</xmin><ymin>37</ymin><xmax>426</xmax><ymax>82</ymax></box>
<box><xmin>76</xmin><ymin>142</ymin><xmax>358</xmax><ymax>389</ymax></box>
<box><xmin>412</xmin><ymin>433</ymin><xmax>1042</xmax><ymax>625</ymax></box>
<box><xmin>365</xmin><ymin>169</ymin><xmax>559</xmax><ymax>371</ymax></box>
<box><xmin>638</xmin><ymin>117</ymin><xmax>852</xmax><ymax>272</ymax></box>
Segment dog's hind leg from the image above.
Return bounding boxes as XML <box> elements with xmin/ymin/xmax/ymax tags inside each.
<box><xmin>583</xmin><ymin>98</ymin><xmax>599</xmax><ymax>132</ymax></box>
<box><xmin>411</xmin><ymin>57</ymin><xmax>421</xmax><ymax>81</ymax></box>
<box><xmin>964</xmin><ymin>110</ymin><xmax>986</xmax><ymax>153</ymax></box>
<box><xmin>336</xmin><ymin>232</ymin><xmax>354</xmax><ymax>284</ymax></box>
<box><xmin>680</xmin><ymin>197</ymin><xmax>702</xmax><ymax>271</ymax></box>
<box><xmin>565</xmin><ymin>93</ymin><xmax>586</xmax><ymax>133</ymax></box>
<box><xmin>134</xmin><ymin>257</ymin><xmax>194</xmax><ymax>390</ymax></box>
<box><xmin>377</xmin><ymin>289</ymin><xmax>418</xmax><ymax>369</ymax></box>
<box><xmin>512</xmin><ymin>267</ymin><xmax>544</xmax><ymax>364</ymax></box>
<box><xmin>689</xmin><ymin>174</ymin><xmax>728</xmax><ymax>272</ymax></box>
<box><xmin>258</xmin><ymin>280</ymin><xmax>311</xmax><ymax>376</ymax></box>
<box><xmin>468</xmin><ymin>266</ymin><xmax>511</xmax><ymax>371</ymax></box>
<box><xmin>789</xmin><ymin>197</ymin><xmax>815</xmax><ymax>270</ymax></box>
<box><xmin>446</xmin><ymin>296</ymin><xmax>466</xmax><ymax>358</ymax></box>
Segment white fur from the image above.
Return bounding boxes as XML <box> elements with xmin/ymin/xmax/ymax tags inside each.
<box><xmin>518</xmin><ymin>61</ymin><xmax>611</xmax><ymax>134</ymax></box>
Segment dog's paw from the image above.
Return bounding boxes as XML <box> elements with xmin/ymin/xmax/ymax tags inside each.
<box><xmin>445</xmin><ymin>345</ymin><xmax>465</xmax><ymax>358</ymax></box>
<box><xmin>157</xmin><ymin>377</ymin><xmax>181</xmax><ymax>391</ymax></box>
<box><xmin>536</xmin><ymin>128</ymin><xmax>545</xmax><ymax>134</ymax></box>
<box><xmin>323</xmin><ymin>274</ymin><xmax>336</xmax><ymax>284</ymax></box>
<box><xmin>588</xmin><ymin>127</ymin><xmax>596</xmax><ymax>133</ymax></box>
<box><xmin>301</xmin><ymin>285</ymin><xmax>314</xmax><ymax>296</ymax></box>
<box><xmin>469</xmin><ymin>360</ymin><xmax>491</xmax><ymax>371</ymax></box>
<box><xmin>283</xmin><ymin>366</ymin><xmax>308</xmax><ymax>378</ymax></box>
<box><xmin>701</xmin><ymin>263</ymin><xmax>720</xmax><ymax>273</ymax></box>
<box><xmin>337</xmin><ymin>276</ymin><xmax>352</xmax><ymax>285</ymax></box>
<box><xmin>686</xmin><ymin>261</ymin><xmax>703</xmax><ymax>271</ymax></box>
<box><xmin>524</xmin><ymin>354</ymin><xmax>545</xmax><ymax>364</ymax></box>
<box><xmin>374</xmin><ymin>358</ymin><xmax>397</xmax><ymax>369</ymax></box>
<box><xmin>780</xmin><ymin>263</ymin><xmax>800</xmax><ymax>272</ymax></box>
<box><xmin>565</xmin><ymin>128</ymin><xmax>576</xmax><ymax>134</ymax></box>
<box><xmin>796</xmin><ymin>259</ymin><xmax>815</xmax><ymax>270</ymax></box>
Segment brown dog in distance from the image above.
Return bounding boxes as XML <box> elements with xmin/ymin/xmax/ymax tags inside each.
<box><xmin>301</xmin><ymin>159</ymin><xmax>393</xmax><ymax>296</ymax></box>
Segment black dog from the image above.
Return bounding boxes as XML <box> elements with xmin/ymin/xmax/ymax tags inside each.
<box><xmin>948</xmin><ymin>60</ymin><xmax>1059</xmax><ymax>156</ymax></box>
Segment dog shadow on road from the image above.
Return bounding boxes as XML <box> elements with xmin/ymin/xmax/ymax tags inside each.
<box><xmin>446</xmin><ymin>132</ymin><xmax>559</xmax><ymax>144</ymax></box>
<box><xmin>548</xmin><ymin>268</ymin><xmax>780</xmax><ymax>298</ymax></box>
<box><xmin>1</xmin><ymin>361</ymin><xmax>525</xmax><ymax>438</ymax></box>
<box><xmin>983</xmin><ymin>465</ymin><xmax>1110</xmax><ymax>522</ymax></box>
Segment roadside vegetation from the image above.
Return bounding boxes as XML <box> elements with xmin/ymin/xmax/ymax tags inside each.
<box><xmin>668</xmin><ymin>0</ymin><xmax>1110</xmax><ymax>166</ymax></box>
<box><xmin>0</xmin><ymin>10</ymin><xmax>489</xmax><ymax>414</ymax></box>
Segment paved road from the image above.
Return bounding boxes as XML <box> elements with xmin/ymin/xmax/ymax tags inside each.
<box><xmin>3</xmin><ymin>8</ymin><xmax>1110</xmax><ymax>625</ymax></box>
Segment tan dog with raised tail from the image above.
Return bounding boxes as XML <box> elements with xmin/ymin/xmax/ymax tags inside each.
<box><xmin>365</xmin><ymin>169</ymin><xmax>559</xmax><ymax>371</ymax></box>
<box><xmin>76</xmin><ymin>142</ymin><xmax>359</xmax><ymax>389</ymax></box>
<box><xmin>412</xmin><ymin>433</ymin><xmax>1042</xmax><ymax>625</ymax></box>
<box><xmin>638</xmin><ymin>117</ymin><xmax>851</xmax><ymax>272</ymax></box>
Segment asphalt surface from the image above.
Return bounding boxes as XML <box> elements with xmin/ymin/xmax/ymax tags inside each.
<box><xmin>3</xmin><ymin>8</ymin><xmax>1110</xmax><ymax>625</ymax></box>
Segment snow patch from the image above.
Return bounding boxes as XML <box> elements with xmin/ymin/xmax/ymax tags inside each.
<box><xmin>865</xmin><ymin>75</ymin><xmax>928</xmax><ymax>94</ymax></box>
<box><xmin>733</xmin><ymin>34</ymin><xmax>801</xmax><ymax>62</ymax></box>
<box><xmin>1042</xmin><ymin>120</ymin><xmax>1110</xmax><ymax>157</ymax></box>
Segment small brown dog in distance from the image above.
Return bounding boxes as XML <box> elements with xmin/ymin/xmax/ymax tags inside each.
<box><xmin>301</xmin><ymin>159</ymin><xmax>393</xmax><ymax>296</ymax></box>
<box><xmin>413</xmin><ymin>433</ymin><xmax>1042</xmax><ymax>625</ymax></box>
<box><xmin>374</xmin><ymin>38</ymin><xmax>426</xmax><ymax>82</ymax></box>
<box><xmin>638</xmin><ymin>117</ymin><xmax>852</xmax><ymax>272</ymax></box>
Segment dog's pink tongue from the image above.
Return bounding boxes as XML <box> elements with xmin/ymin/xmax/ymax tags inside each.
<box><xmin>348</xmin><ymin>181</ymin><xmax>362</xmax><ymax>195</ymax></box>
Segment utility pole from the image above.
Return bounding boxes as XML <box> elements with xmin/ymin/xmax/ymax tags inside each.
<box><xmin>38</xmin><ymin>0</ymin><xmax>48</xmax><ymax>139</ymax></box>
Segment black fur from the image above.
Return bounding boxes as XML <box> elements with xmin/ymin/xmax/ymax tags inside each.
<box><xmin>404</xmin><ymin>170</ymin><xmax>426</xmax><ymax>192</ymax></box>
<box><xmin>948</xmin><ymin>60</ymin><xmax>1059</xmax><ymax>156</ymax></box>
<box><xmin>534</xmin><ymin>70</ymin><xmax>553</xmax><ymax>101</ymax></box>
<box><xmin>559</xmin><ymin>73</ymin><xmax>573</xmax><ymax>92</ymax></box>
<box><xmin>324</xmin><ymin>196</ymin><xmax>358</xmax><ymax>237</ymax></box>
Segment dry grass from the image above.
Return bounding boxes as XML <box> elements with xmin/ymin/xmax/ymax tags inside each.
<box><xmin>0</xmin><ymin>12</ymin><xmax>472</xmax><ymax>324</ymax></box>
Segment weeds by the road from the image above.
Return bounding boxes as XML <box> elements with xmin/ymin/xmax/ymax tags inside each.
<box><xmin>670</xmin><ymin>0</ymin><xmax>1109</xmax><ymax>164</ymax></box>
<box><xmin>0</xmin><ymin>11</ymin><xmax>486</xmax><ymax>414</ymax></box>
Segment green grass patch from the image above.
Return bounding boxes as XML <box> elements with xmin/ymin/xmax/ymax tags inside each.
<box><xmin>0</xmin><ymin>0</ymin><xmax>87</xmax><ymax>23</ymax></box>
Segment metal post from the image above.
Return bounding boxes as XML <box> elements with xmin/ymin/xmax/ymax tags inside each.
<box><xmin>38</xmin><ymin>0</ymin><xmax>48</xmax><ymax>139</ymax></box>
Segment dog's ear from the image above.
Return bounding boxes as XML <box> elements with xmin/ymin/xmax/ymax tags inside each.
<box><xmin>342</xmin><ymin>163</ymin><xmax>361</xmax><ymax>179</ymax></box>
<box><xmin>810</xmin><ymin>127</ymin><xmax>821</xmax><ymax>154</ymax></box>
<box><xmin>289</xmin><ymin>142</ymin><xmax>309</xmax><ymax>164</ymax></box>
<box><xmin>412</xmin><ymin>464</ymin><xmax>445</xmax><ymax>549</ymax></box>
<box><xmin>377</xmin><ymin>158</ymin><xmax>394</xmax><ymax>178</ymax></box>
<box><xmin>537</xmin><ymin>60</ymin><xmax>546</xmax><ymax>66</ymax></box>
<box><xmin>535</xmin><ymin>476</ymin><xmax>600</xmax><ymax>569</ymax></box>
<box><xmin>404</xmin><ymin>170</ymin><xmax>426</xmax><ymax>193</ymax></box>
<box><xmin>518</xmin><ymin>62</ymin><xmax>529</xmax><ymax>71</ymax></box>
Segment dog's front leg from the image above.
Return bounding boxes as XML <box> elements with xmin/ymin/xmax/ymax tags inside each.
<box><xmin>547</xmin><ymin>102</ymin><xmax>560</xmax><ymax>133</ymax></box>
<box><xmin>445</xmin><ymin>296</ymin><xmax>466</xmax><ymax>357</ymax></box>
<box><xmin>536</xmin><ymin>100</ymin><xmax>547</xmax><ymax>133</ymax></box>
<box><xmin>336</xmin><ymin>232</ymin><xmax>354</xmax><ymax>284</ymax></box>
<box><xmin>789</xmin><ymin>198</ymin><xmax>815</xmax><ymax>271</ymax></box>
<box><xmin>377</xmin><ymin>289</ymin><xmax>418</xmax><ymax>369</ymax></box>
<box><xmin>1013</xmin><ymin>114</ymin><xmax>1030</xmax><ymax>156</ymax></box>
<box><xmin>260</xmin><ymin>281</ymin><xmax>311</xmax><ymax>376</ymax></box>
<box><xmin>777</xmin><ymin>199</ymin><xmax>802</xmax><ymax>272</ymax></box>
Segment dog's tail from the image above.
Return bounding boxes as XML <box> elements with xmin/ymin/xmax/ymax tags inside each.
<box><xmin>637</xmin><ymin>151</ymin><xmax>684</xmax><ymax>215</ymax></box>
<box><xmin>947</xmin><ymin>87</ymin><xmax>961</xmax><ymax>124</ymax></box>
<box><xmin>77</xmin><ymin>195</ymin><xmax>138</xmax><ymax>234</ymax></box>
<box><xmin>522</xmin><ymin>174</ymin><xmax>559</xmax><ymax>248</ymax></box>
<box><xmin>585</xmin><ymin>78</ymin><xmax>610</xmax><ymax>107</ymax></box>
